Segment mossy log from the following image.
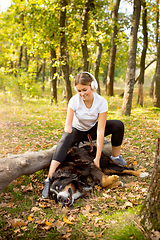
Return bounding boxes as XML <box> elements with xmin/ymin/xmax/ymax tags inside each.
<box><xmin>0</xmin><ymin>139</ymin><xmax>112</xmax><ymax>194</ymax></box>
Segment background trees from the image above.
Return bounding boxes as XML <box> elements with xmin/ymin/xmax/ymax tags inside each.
<box><xmin>0</xmin><ymin>0</ymin><xmax>160</xmax><ymax>109</ymax></box>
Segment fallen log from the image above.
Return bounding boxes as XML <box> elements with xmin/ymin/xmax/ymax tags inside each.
<box><xmin>0</xmin><ymin>145</ymin><xmax>57</xmax><ymax>194</ymax></box>
<box><xmin>0</xmin><ymin>139</ymin><xmax>112</xmax><ymax>194</ymax></box>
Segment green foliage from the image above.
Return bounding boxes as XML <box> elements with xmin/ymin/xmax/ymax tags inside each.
<box><xmin>0</xmin><ymin>0</ymin><xmax>131</xmax><ymax>90</ymax></box>
<box><xmin>0</xmin><ymin>69</ymin><xmax>43</xmax><ymax>99</ymax></box>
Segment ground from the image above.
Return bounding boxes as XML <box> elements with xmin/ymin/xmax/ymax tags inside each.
<box><xmin>0</xmin><ymin>88</ymin><xmax>159</xmax><ymax>239</ymax></box>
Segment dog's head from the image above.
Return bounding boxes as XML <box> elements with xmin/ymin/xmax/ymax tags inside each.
<box><xmin>50</xmin><ymin>176</ymin><xmax>83</xmax><ymax>206</ymax></box>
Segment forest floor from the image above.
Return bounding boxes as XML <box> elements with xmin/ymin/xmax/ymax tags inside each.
<box><xmin>0</xmin><ymin>86</ymin><xmax>160</xmax><ymax>240</ymax></box>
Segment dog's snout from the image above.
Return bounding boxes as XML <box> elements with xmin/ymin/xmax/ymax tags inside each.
<box><xmin>57</xmin><ymin>195</ymin><xmax>63</xmax><ymax>201</ymax></box>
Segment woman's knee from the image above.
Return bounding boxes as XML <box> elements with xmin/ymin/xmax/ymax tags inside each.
<box><xmin>116</xmin><ymin>120</ymin><xmax>124</xmax><ymax>132</ymax></box>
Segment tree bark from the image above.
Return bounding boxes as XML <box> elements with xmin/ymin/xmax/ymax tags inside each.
<box><xmin>106</xmin><ymin>0</ymin><xmax>121</xmax><ymax>96</ymax></box>
<box><xmin>42</xmin><ymin>58</ymin><xmax>46</xmax><ymax>91</ymax></box>
<box><xmin>81</xmin><ymin>0</ymin><xmax>93</xmax><ymax>71</ymax></box>
<box><xmin>60</xmin><ymin>0</ymin><xmax>72</xmax><ymax>103</ymax></box>
<box><xmin>18</xmin><ymin>45</ymin><xmax>23</xmax><ymax>68</ymax></box>
<box><xmin>153</xmin><ymin>51</ymin><xmax>160</xmax><ymax>107</ymax></box>
<box><xmin>0</xmin><ymin>146</ymin><xmax>57</xmax><ymax>194</ymax></box>
<box><xmin>137</xmin><ymin>0</ymin><xmax>148</xmax><ymax>107</ymax></box>
<box><xmin>35</xmin><ymin>64</ymin><xmax>42</xmax><ymax>82</ymax></box>
<box><xmin>150</xmin><ymin>0</ymin><xmax>159</xmax><ymax>99</ymax></box>
<box><xmin>93</xmin><ymin>22</ymin><xmax>102</xmax><ymax>95</ymax></box>
<box><xmin>24</xmin><ymin>46</ymin><xmax>29</xmax><ymax>72</ymax></box>
<box><xmin>121</xmin><ymin>0</ymin><xmax>141</xmax><ymax>116</ymax></box>
<box><xmin>153</xmin><ymin>0</ymin><xmax>160</xmax><ymax>108</ymax></box>
<box><xmin>50</xmin><ymin>48</ymin><xmax>57</xmax><ymax>104</ymax></box>
<box><xmin>140</xmin><ymin>137</ymin><xmax>160</xmax><ymax>230</ymax></box>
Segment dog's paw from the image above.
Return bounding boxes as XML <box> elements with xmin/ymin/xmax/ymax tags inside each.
<box><xmin>109</xmin><ymin>175</ymin><xmax>119</xmax><ymax>181</ymax></box>
<box><xmin>140</xmin><ymin>172</ymin><xmax>149</xmax><ymax>178</ymax></box>
<box><xmin>119</xmin><ymin>181</ymin><xmax>123</xmax><ymax>187</ymax></box>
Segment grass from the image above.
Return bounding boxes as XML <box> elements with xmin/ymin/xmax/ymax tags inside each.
<box><xmin>0</xmin><ymin>85</ymin><xmax>159</xmax><ymax>239</ymax></box>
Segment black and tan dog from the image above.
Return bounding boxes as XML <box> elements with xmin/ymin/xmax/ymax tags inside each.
<box><xmin>49</xmin><ymin>145</ymin><xmax>148</xmax><ymax>206</ymax></box>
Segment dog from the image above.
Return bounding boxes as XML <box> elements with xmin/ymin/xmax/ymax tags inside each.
<box><xmin>49</xmin><ymin>145</ymin><xmax>148</xmax><ymax>206</ymax></box>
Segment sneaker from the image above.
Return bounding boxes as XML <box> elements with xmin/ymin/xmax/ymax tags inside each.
<box><xmin>111</xmin><ymin>155</ymin><xmax>127</xmax><ymax>166</ymax></box>
<box><xmin>42</xmin><ymin>178</ymin><xmax>50</xmax><ymax>199</ymax></box>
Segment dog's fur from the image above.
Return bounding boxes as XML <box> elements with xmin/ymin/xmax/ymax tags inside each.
<box><xmin>50</xmin><ymin>145</ymin><xmax>148</xmax><ymax>206</ymax></box>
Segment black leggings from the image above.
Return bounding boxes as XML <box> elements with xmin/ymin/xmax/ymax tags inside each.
<box><xmin>53</xmin><ymin>120</ymin><xmax>124</xmax><ymax>163</ymax></box>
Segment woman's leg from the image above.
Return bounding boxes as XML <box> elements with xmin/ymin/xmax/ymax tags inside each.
<box><xmin>87</xmin><ymin>120</ymin><xmax>126</xmax><ymax>166</ymax></box>
<box><xmin>47</xmin><ymin>129</ymin><xmax>85</xmax><ymax>178</ymax></box>
<box><xmin>104</xmin><ymin>120</ymin><xmax>126</xmax><ymax>165</ymax></box>
<box><xmin>42</xmin><ymin>128</ymin><xmax>87</xmax><ymax>198</ymax></box>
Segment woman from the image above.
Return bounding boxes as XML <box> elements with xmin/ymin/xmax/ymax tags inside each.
<box><xmin>42</xmin><ymin>72</ymin><xmax>126</xmax><ymax>198</ymax></box>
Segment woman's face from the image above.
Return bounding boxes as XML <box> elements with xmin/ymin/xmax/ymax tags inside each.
<box><xmin>75</xmin><ymin>84</ymin><xmax>93</xmax><ymax>101</ymax></box>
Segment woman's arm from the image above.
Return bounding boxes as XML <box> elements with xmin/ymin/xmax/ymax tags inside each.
<box><xmin>94</xmin><ymin>111</ymin><xmax>107</xmax><ymax>168</ymax></box>
<box><xmin>65</xmin><ymin>106</ymin><xmax>74</xmax><ymax>133</ymax></box>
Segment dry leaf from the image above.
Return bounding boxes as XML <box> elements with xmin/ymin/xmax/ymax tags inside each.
<box><xmin>39</xmin><ymin>202</ymin><xmax>50</xmax><ymax>208</ymax></box>
<box><xmin>55</xmin><ymin>220</ymin><xmax>65</xmax><ymax>230</ymax></box>
<box><xmin>46</xmin><ymin>220</ymin><xmax>52</xmax><ymax>226</ymax></box>
<box><xmin>6</xmin><ymin>202</ymin><xmax>15</xmax><ymax>208</ymax></box>
<box><xmin>88</xmin><ymin>211</ymin><xmax>99</xmax><ymax>217</ymax></box>
<box><xmin>31</xmin><ymin>207</ymin><xmax>41</xmax><ymax>212</ymax></box>
<box><xmin>21</xmin><ymin>183</ymin><xmax>33</xmax><ymax>192</ymax></box>
<box><xmin>63</xmin><ymin>216</ymin><xmax>73</xmax><ymax>225</ymax></box>
<box><xmin>124</xmin><ymin>201</ymin><xmax>133</xmax><ymax>208</ymax></box>
<box><xmin>28</xmin><ymin>216</ymin><xmax>33</xmax><ymax>221</ymax></box>
<box><xmin>11</xmin><ymin>218</ymin><xmax>26</xmax><ymax>228</ymax></box>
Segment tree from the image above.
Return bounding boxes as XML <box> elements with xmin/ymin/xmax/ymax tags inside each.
<box><xmin>153</xmin><ymin>39</ymin><xmax>160</xmax><ymax>107</ymax></box>
<box><xmin>153</xmin><ymin>0</ymin><xmax>160</xmax><ymax>107</ymax></box>
<box><xmin>149</xmin><ymin>0</ymin><xmax>159</xmax><ymax>99</ymax></box>
<box><xmin>0</xmin><ymin>146</ymin><xmax>56</xmax><ymax>194</ymax></box>
<box><xmin>121</xmin><ymin>0</ymin><xmax>141</xmax><ymax>116</ymax></box>
<box><xmin>60</xmin><ymin>0</ymin><xmax>72</xmax><ymax>103</ymax></box>
<box><xmin>140</xmin><ymin>137</ymin><xmax>160</xmax><ymax>230</ymax></box>
<box><xmin>106</xmin><ymin>0</ymin><xmax>121</xmax><ymax>96</ymax></box>
<box><xmin>137</xmin><ymin>0</ymin><xmax>148</xmax><ymax>107</ymax></box>
<box><xmin>93</xmin><ymin>21</ymin><xmax>102</xmax><ymax>95</ymax></box>
<box><xmin>50</xmin><ymin>47</ymin><xmax>57</xmax><ymax>104</ymax></box>
<box><xmin>81</xmin><ymin>0</ymin><xmax>93</xmax><ymax>71</ymax></box>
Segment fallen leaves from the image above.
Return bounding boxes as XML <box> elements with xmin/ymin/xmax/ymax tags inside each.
<box><xmin>63</xmin><ymin>216</ymin><xmax>74</xmax><ymax>225</ymax></box>
<box><xmin>10</xmin><ymin>218</ymin><xmax>26</xmax><ymax>228</ymax></box>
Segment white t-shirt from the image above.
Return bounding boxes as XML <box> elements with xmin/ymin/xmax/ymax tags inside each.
<box><xmin>68</xmin><ymin>92</ymin><xmax>108</xmax><ymax>131</ymax></box>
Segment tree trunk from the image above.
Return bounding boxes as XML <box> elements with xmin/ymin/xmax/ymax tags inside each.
<box><xmin>149</xmin><ymin>74</ymin><xmax>156</xmax><ymax>98</ymax></box>
<box><xmin>140</xmin><ymin>137</ymin><xmax>160</xmax><ymax>230</ymax></box>
<box><xmin>35</xmin><ymin>64</ymin><xmax>42</xmax><ymax>82</ymax></box>
<box><xmin>81</xmin><ymin>0</ymin><xmax>93</xmax><ymax>71</ymax></box>
<box><xmin>60</xmin><ymin>0</ymin><xmax>72</xmax><ymax>103</ymax></box>
<box><xmin>24</xmin><ymin>46</ymin><xmax>28</xmax><ymax>72</ymax></box>
<box><xmin>0</xmin><ymin>146</ymin><xmax>57</xmax><ymax>194</ymax></box>
<box><xmin>106</xmin><ymin>0</ymin><xmax>121</xmax><ymax>96</ymax></box>
<box><xmin>150</xmin><ymin>0</ymin><xmax>159</xmax><ymax>99</ymax></box>
<box><xmin>121</xmin><ymin>0</ymin><xmax>141</xmax><ymax>116</ymax></box>
<box><xmin>50</xmin><ymin>48</ymin><xmax>57</xmax><ymax>104</ymax></box>
<box><xmin>18</xmin><ymin>45</ymin><xmax>23</xmax><ymax>68</ymax></box>
<box><xmin>153</xmin><ymin>63</ymin><xmax>160</xmax><ymax>107</ymax></box>
<box><xmin>137</xmin><ymin>83</ymin><xmax>144</xmax><ymax>106</ymax></box>
<box><xmin>42</xmin><ymin>58</ymin><xmax>46</xmax><ymax>91</ymax></box>
<box><xmin>93</xmin><ymin>23</ymin><xmax>102</xmax><ymax>95</ymax></box>
<box><xmin>153</xmin><ymin>0</ymin><xmax>160</xmax><ymax>108</ymax></box>
<box><xmin>0</xmin><ymin>139</ymin><xmax>111</xmax><ymax>194</ymax></box>
<box><xmin>137</xmin><ymin>0</ymin><xmax>148</xmax><ymax>107</ymax></box>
